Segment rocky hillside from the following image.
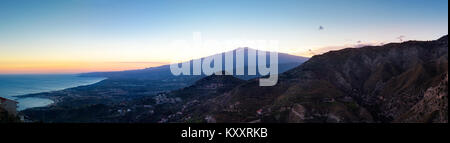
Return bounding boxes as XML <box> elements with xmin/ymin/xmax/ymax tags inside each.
<box><xmin>132</xmin><ymin>72</ymin><xmax>247</xmax><ymax>123</ymax></box>
<box><xmin>396</xmin><ymin>72</ymin><xmax>448</xmax><ymax>122</ymax></box>
<box><xmin>194</xmin><ymin>35</ymin><xmax>448</xmax><ymax>123</ymax></box>
<box><xmin>170</xmin><ymin>71</ymin><xmax>247</xmax><ymax>100</ymax></box>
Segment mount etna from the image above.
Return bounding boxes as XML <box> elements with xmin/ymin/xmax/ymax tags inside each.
<box><xmin>14</xmin><ymin>35</ymin><xmax>449</xmax><ymax>123</ymax></box>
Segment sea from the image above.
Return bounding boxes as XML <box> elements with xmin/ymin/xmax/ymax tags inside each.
<box><xmin>0</xmin><ymin>74</ymin><xmax>105</xmax><ymax>111</ymax></box>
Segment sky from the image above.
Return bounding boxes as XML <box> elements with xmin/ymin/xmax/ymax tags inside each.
<box><xmin>0</xmin><ymin>0</ymin><xmax>448</xmax><ymax>74</ymax></box>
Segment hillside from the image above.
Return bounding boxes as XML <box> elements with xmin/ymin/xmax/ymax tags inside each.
<box><xmin>193</xmin><ymin>35</ymin><xmax>448</xmax><ymax>123</ymax></box>
<box><xmin>132</xmin><ymin>72</ymin><xmax>248</xmax><ymax>123</ymax></box>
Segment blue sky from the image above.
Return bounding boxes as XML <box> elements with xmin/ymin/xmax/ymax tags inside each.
<box><xmin>0</xmin><ymin>0</ymin><xmax>448</xmax><ymax>73</ymax></box>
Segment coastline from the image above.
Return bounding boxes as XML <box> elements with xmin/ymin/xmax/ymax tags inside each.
<box><xmin>11</xmin><ymin>76</ymin><xmax>107</xmax><ymax>111</ymax></box>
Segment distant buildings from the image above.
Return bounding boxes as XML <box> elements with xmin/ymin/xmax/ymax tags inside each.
<box><xmin>204</xmin><ymin>115</ymin><xmax>216</xmax><ymax>123</ymax></box>
<box><xmin>154</xmin><ymin>93</ymin><xmax>182</xmax><ymax>105</ymax></box>
<box><xmin>0</xmin><ymin>97</ymin><xmax>18</xmax><ymax>116</ymax></box>
<box><xmin>256</xmin><ymin>109</ymin><xmax>263</xmax><ymax>115</ymax></box>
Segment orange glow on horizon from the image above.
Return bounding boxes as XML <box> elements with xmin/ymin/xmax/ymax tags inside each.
<box><xmin>0</xmin><ymin>61</ymin><xmax>169</xmax><ymax>74</ymax></box>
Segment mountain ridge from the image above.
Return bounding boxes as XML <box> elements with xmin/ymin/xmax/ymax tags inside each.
<box><xmin>184</xmin><ymin>35</ymin><xmax>448</xmax><ymax>123</ymax></box>
<box><xmin>80</xmin><ymin>47</ymin><xmax>309</xmax><ymax>80</ymax></box>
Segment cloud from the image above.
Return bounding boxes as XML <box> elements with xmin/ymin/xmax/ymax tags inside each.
<box><xmin>295</xmin><ymin>41</ymin><xmax>384</xmax><ymax>57</ymax></box>
<box><xmin>110</xmin><ymin>61</ymin><xmax>168</xmax><ymax>64</ymax></box>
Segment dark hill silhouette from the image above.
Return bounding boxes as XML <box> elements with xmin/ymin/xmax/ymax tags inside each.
<box><xmin>184</xmin><ymin>35</ymin><xmax>448</xmax><ymax>123</ymax></box>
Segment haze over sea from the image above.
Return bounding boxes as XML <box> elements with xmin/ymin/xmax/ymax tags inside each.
<box><xmin>0</xmin><ymin>74</ymin><xmax>105</xmax><ymax>110</ymax></box>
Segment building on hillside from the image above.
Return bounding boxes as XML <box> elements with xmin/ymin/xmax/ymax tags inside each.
<box><xmin>0</xmin><ymin>97</ymin><xmax>18</xmax><ymax>116</ymax></box>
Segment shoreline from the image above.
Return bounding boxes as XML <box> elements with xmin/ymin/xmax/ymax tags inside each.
<box><xmin>11</xmin><ymin>77</ymin><xmax>107</xmax><ymax>111</ymax></box>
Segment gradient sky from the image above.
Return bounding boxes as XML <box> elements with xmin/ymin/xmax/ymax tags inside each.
<box><xmin>0</xmin><ymin>0</ymin><xmax>448</xmax><ymax>74</ymax></box>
